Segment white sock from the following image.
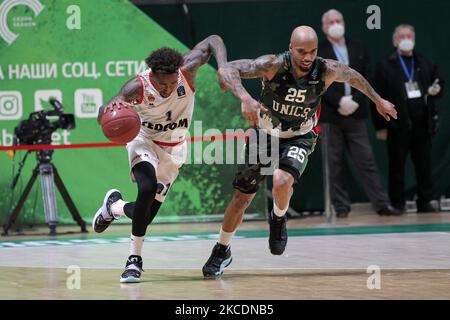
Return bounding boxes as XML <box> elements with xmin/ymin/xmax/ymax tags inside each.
<box><xmin>110</xmin><ymin>200</ymin><xmax>127</xmax><ymax>219</ymax></box>
<box><xmin>273</xmin><ymin>202</ymin><xmax>288</xmax><ymax>217</ymax></box>
<box><xmin>218</xmin><ymin>227</ymin><xmax>235</xmax><ymax>246</ymax></box>
<box><xmin>130</xmin><ymin>235</ymin><xmax>144</xmax><ymax>256</ymax></box>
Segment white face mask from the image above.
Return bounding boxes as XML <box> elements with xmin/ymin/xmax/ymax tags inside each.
<box><xmin>398</xmin><ymin>39</ymin><xmax>415</xmax><ymax>52</ymax></box>
<box><xmin>328</xmin><ymin>23</ymin><xmax>345</xmax><ymax>39</ymax></box>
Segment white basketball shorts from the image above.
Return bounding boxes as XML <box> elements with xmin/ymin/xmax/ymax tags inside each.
<box><xmin>126</xmin><ymin>136</ymin><xmax>187</xmax><ymax>202</ymax></box>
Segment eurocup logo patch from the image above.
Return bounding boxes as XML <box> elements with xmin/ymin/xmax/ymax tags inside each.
<box><xmin>177</xmin><ymin>85</ymin><xmax>186</xmax><ymax>97</ymax></box>
<box><xmin>0</xmin><ymin>0</ymin><xmax>44</xmax><ymax>45</ymax></box>
<box><xmin>147</xmin><ymin>94</ymin><xmax>155</xmax><ymax>102</ymax></box>
<box><xmin>308</xmin><ymin>65</ymin><xmax>319</xmax><ymax>84</ymax></box>
<box><xmin>310</xmin><ymin>66</ymin><xmax>318</xmax><ymax>80</ymax></box>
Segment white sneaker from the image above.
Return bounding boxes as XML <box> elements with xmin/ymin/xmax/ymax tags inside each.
<box><xmin>92</xmin><ymin>189</ymin><xmax>122</xmax><ymax>233</ymax></box>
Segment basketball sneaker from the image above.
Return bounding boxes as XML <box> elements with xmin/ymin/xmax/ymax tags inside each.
<box><xmin>202</xmin><ymin>243</ymin><xmax>232</xmax><ymax>279</ymax></box>
<box><xmin>120</xmin><ymin>255</ymin><xmax>143</xmax><ymax>283</ymax></box>
<box><xmin>92</xmin><ymin>189</ymin><xmax>122</xmax><ymax>233</ymax></box>
<box><xmin>268</xmin><ymin>211</ymin><xmax>288</xmax><ymax>255</ymax></box>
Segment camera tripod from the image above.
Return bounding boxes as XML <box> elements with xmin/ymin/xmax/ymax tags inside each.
<box><xmin>2</xmin><ymin>149</ymin><xmax>87</xmax><ymax>236</ymax></box>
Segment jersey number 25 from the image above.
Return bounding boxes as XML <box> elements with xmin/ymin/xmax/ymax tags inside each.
<box><xmin>287</xmin><ymin>146</ymin><xmax>307</xmax><ymax>163</ymax></box>
<box><xmin>285</xmin><ymin>88</ymin><xmax>307</xmax><ymax>103</ymax></box>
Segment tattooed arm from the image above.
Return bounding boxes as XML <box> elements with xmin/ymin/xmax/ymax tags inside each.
<box><xmin>182</xmin><ymin>35</ymin><xmax>228</xmax><ymax>88</ymax></box>
<box><xmin>218</xmin><ymin>55</ymin><xmax>280</xmax><ymax>125</ymax></box>
<box><xmin>324</xmin><ymin>59</ymin><xmax>397</xmax><ymax>121</ymax></box>
<box><xmin>97</xmin><ymin>77</ymin><xmax>142</xmax><ymax>123</ymax></box>
<box><xmin>219</xmin><ymin>54</ymin><xmax>279</xmax><ymax>96</ymax></box>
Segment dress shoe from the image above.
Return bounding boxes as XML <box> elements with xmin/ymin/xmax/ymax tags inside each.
<box><xmin>335</xmin><ymin>208</ymin><xmax>350</xmax><ymax>218</ymax></box>
<box><xmin>377</xmin><ymin>205</ymin><xmax>404</xmax><ymax>216</ymax></box>
<box><xmin>417</xmin><ymin>203</ymin><xmax>437</xmax><ymax>213</ymax></box>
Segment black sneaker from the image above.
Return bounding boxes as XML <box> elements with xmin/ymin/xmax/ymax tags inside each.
<box><xmin>335</xmin><ymin>208</ymin><xmax>350</xmax><ymax>218</ymax></box>
<box><xmin>92</xmin><ymin>189</ymin><xmax>122</xmax><ymax>233</ymax></box>
<box><xmin>268</xmin><ymin>211</ymin><xmax>288</xmax><ymax>255</ymax></box>
<box><xmin>202</xmin><ymin>243</ymin><xmax>232</xmax><ymax>279</ymax></box>
<box><xmin>120</xmin><ymin>255</ymin><xmax>143</xmax><ymax>283</ymax></box>
<box><xmin>417</xmin><ymin>202</ymin><xmax>437</xmax><ymax>213</ymax></box>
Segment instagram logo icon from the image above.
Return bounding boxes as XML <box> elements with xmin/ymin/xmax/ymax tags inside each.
<box><xmin>0</xmin><ymin>91</ymin><xmax>22</xmax><ymax>120</ymax></box>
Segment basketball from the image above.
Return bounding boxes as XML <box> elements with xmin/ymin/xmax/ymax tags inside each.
<box><xmin>100</xmin><ymin>102</ymin><xmax>140</xmax><ymax>144</ymax></box>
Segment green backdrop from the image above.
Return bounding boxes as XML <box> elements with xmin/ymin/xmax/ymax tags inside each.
<box><xmin>0</xmin><ymin>0</ymin><xmax>266</xmax><ymax>226</ymax></box>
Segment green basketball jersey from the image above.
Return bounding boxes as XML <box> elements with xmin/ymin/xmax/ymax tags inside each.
<box><xmin>258</xmin><ymin>51</ymin><xmax>327</xmax><ymax>137</ymax></box>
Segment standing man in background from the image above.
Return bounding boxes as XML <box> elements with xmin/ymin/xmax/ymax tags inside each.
<box><xmin>318</xmin><ymin>9</ymin><xmax>399</xmax><ymax>217</ymax></box>
<box><xmin>372</xmin><ymin>24</ymin><xmax>444</xmax><ymax>213</ymax></box>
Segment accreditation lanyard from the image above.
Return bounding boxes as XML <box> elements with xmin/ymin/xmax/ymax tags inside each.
<box><xmin>397</xmin><ymin>52</ymin><xmax>421</xmax><ymax>99</ymax></box>
<box><xmin>397</xmin><ymin>52</ymin><xmax>414</xmax><ymax>81</ymax></box>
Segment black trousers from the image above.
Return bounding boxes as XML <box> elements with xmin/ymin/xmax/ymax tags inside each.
<box><xmin>322</xmin><ymin>118</ymin><xmax>390</xmax><ymax>212</ymax></box>
<box><xmin>387</xmin><ymin>116</ymin><xmax>433</xmax><ymax>209</ymax></box>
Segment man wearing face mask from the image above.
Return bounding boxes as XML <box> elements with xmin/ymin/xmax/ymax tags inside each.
<box><xmin>318</xmin><ymin>9</ymin><xmax>398</xmax><ymax>217</ymax></box>
<box><xmin>371</xmin><ymin>24</ymin><xmax>444</xmax><ymax>213</ymax></box>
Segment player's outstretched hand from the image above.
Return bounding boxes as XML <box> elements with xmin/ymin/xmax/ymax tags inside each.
<box><xmin>376</xmin><ymin>98</ymin><xmax>397</xmax><ymax>122</ymax></box>
<box><xmin>241</xmin><ymin>95</ymin><xmax>268</xmax><ymax>126</ymax></box>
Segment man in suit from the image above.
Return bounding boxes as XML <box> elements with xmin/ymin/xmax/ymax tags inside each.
<box><xmin>318</xmin><ymin>9</ymin><xmax>398</xmax><ymax>217</ymax></box>
<box><xmin>372</xmin><ymin>24</ymin><xmax>444</xmax><ymax>213</ymax></box>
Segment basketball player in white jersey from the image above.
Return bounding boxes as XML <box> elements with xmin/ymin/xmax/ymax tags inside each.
<box><xmin>92</xmin><ymin>35</ymin><xmax>228</xmax><ymax>283</ymax></box>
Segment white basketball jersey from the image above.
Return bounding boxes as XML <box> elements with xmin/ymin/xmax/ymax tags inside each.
<box><xmin>133</xmin><ymin>68</ymin><xmax>195</xmax><ymax>143</ymax></box>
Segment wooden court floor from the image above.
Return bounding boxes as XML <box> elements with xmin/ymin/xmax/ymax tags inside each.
<box><xmin>1</xmin><ymin>211</ymin><xmax>450</xmax><ymax>300</ymax></box>
<box><xmin>2</xmin><ymin>267</ymin><xmax>449</xmax><ymax>300</ymax></box>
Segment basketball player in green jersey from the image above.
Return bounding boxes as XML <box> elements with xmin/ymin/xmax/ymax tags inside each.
<box><xmin>202</xmin><ymin>26</ymin><xmax>397</xmax><ymax>278</ymax></box>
